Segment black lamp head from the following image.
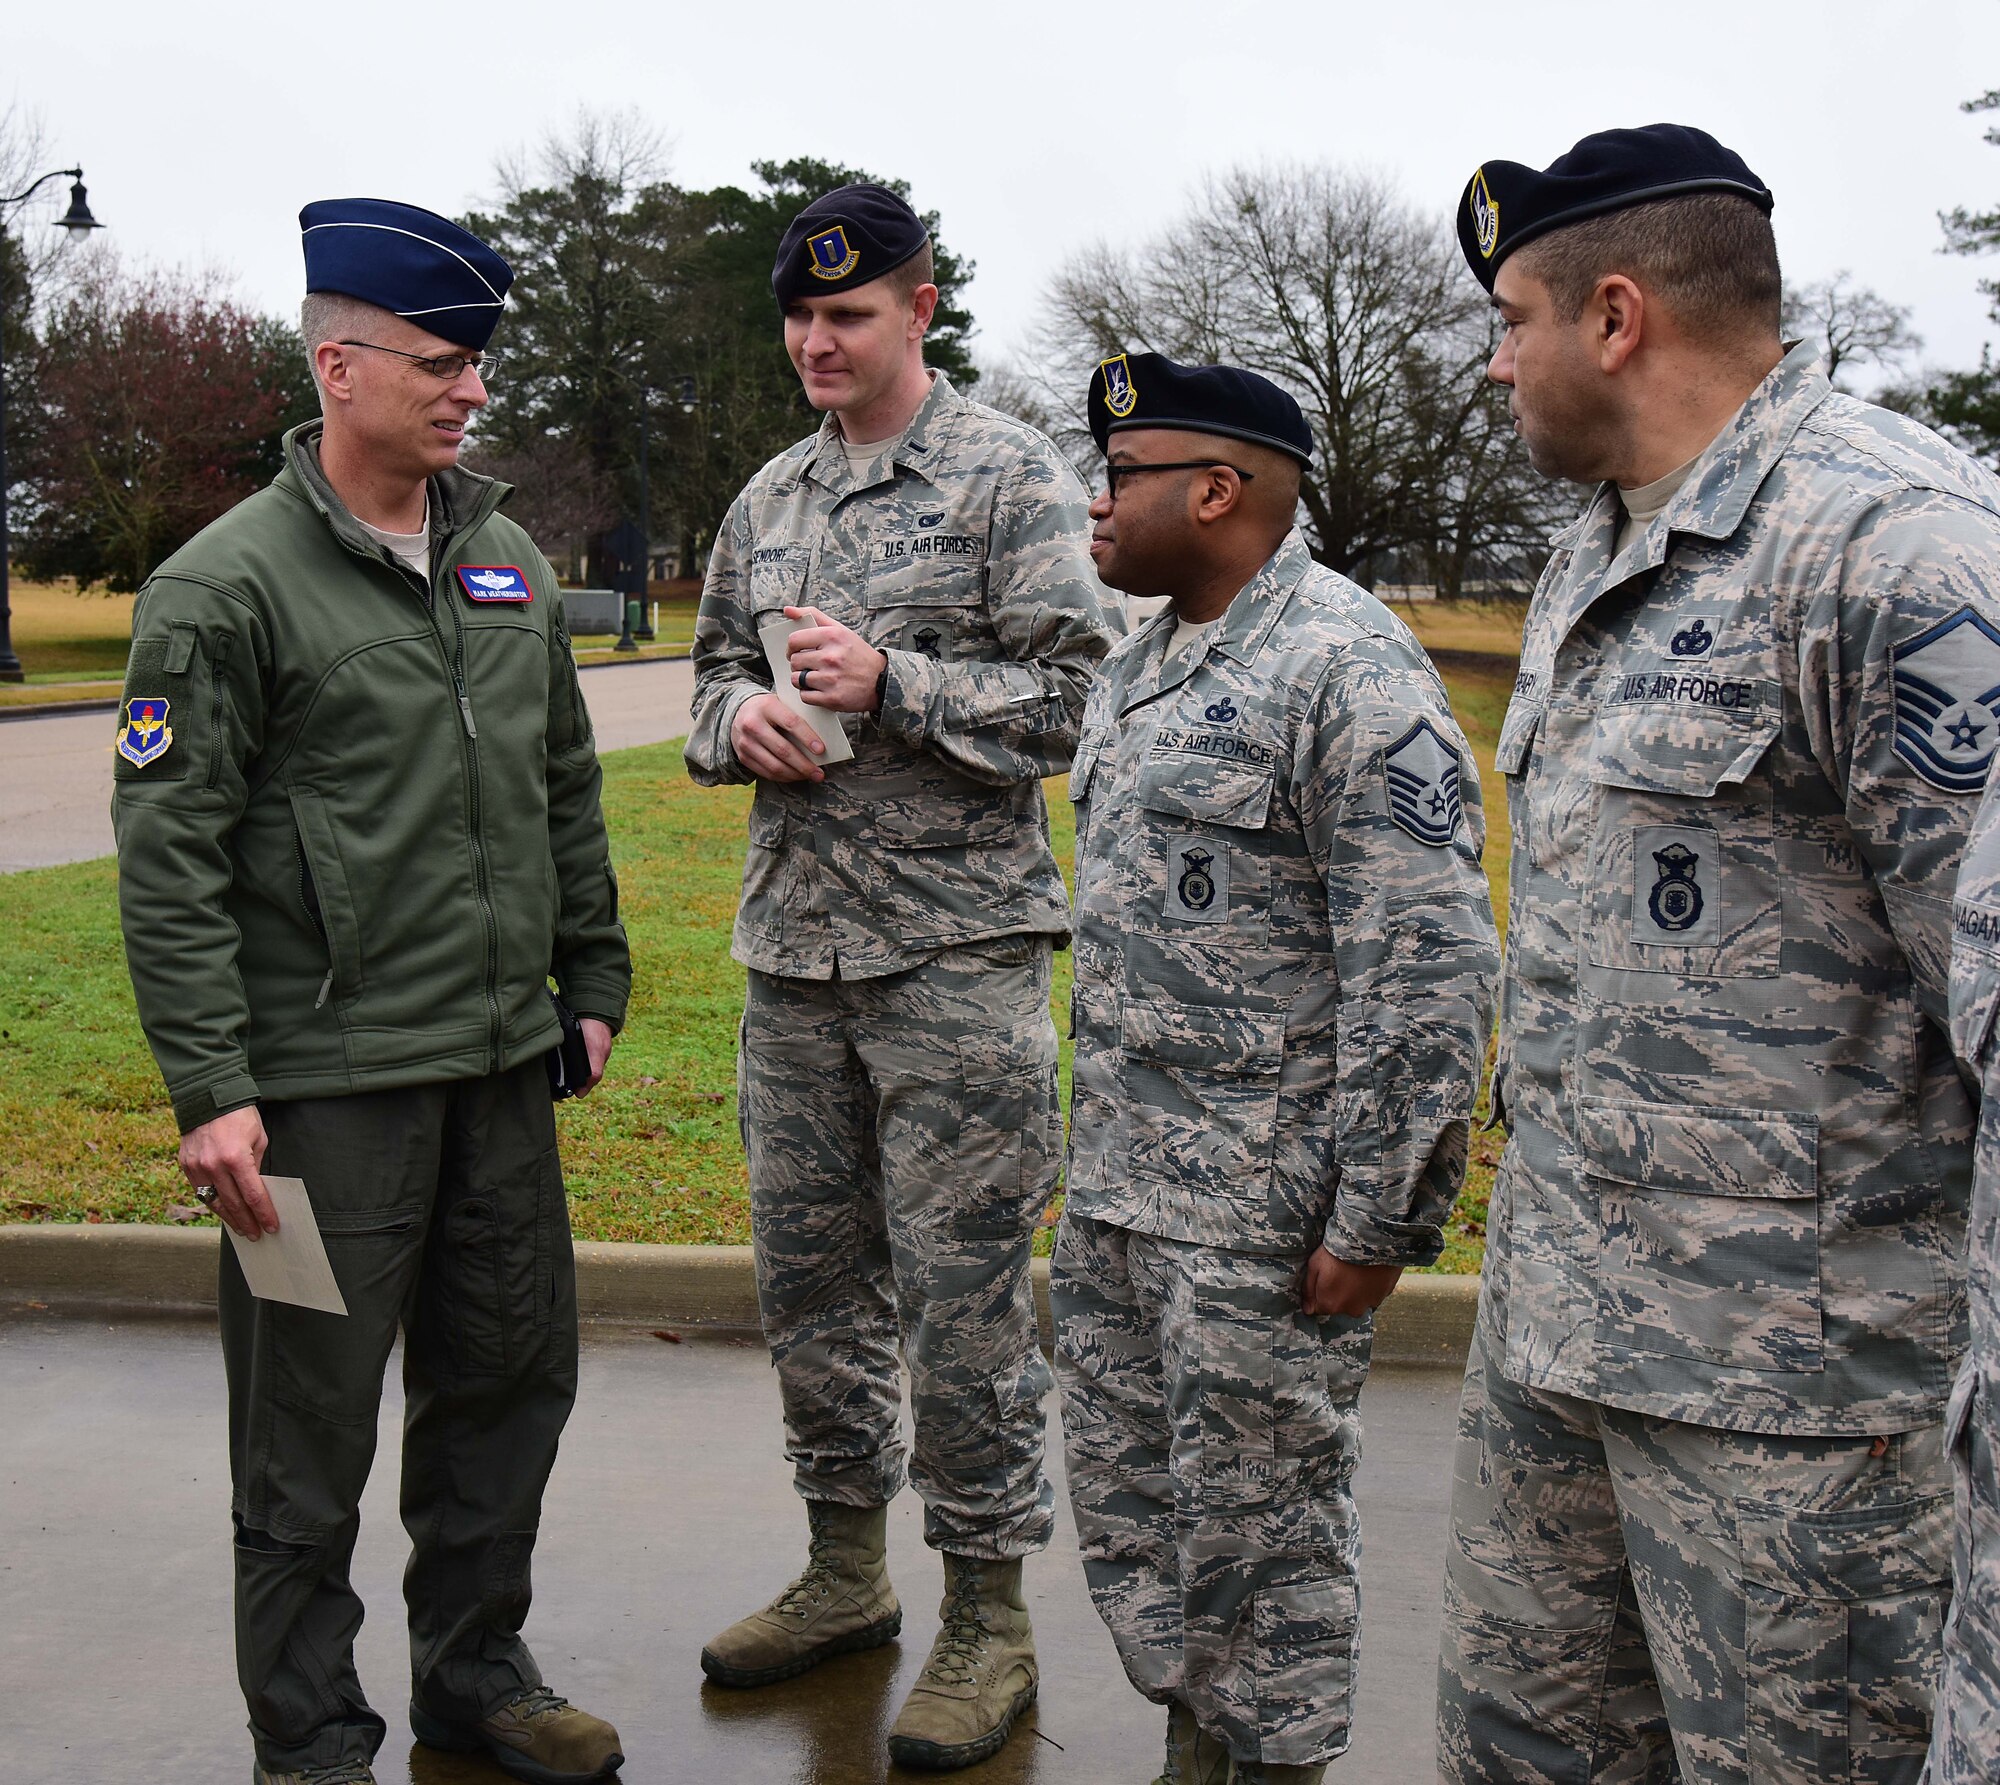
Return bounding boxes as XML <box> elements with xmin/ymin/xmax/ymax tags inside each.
<box><xmin>55</xmin><ymin>176</ymin><xmax>103</xmax><ymax>235</ymax></box>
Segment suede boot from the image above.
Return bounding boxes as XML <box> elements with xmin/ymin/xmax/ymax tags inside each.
<box><xmin>408</xmin><ymin>1685</ymin><xmax>622</xmax><ymax>1783</ymax></box>
<box><xmin>1148</xmin><ymin>1698</ymin><xmax>1231</xmax><ymax>1785</ymax></box>
<box><xmin>886</xmin><ymin>1554</ymin><xmax>1038</xmax><ymax>1771</ymax></box>
<box><xmin>699</xmin><ymin>1501</ymin><xmax>901</xmax><ymax>1688</ymax></box>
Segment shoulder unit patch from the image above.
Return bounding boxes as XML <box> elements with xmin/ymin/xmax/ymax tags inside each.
<box><xmin>456</xmin><ymin>564</ymin><xmax>533</xmax><ymax>603</ymax></box>
<box><xmin>1890</xmin><ymin>606</ymin><xmax>2000</xmax><ymax>794</ymax></box>
<box><xmin>1383</xmin><ymin>718</ymin><xmax>1464</xmax><ymax>847</ymax></box>
<box><xmin>116</xmin><ymin>696</ymin><xmax>173</xmax><ymax>768</ymax></box>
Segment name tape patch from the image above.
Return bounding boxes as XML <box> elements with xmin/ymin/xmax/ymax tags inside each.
<box><xmin>456</xmin><ymin>565</ymin><xmax>533</xmax><ymax>603</ymax></box>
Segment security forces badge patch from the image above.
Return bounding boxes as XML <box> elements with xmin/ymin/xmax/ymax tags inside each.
<box><xmin>1633</xmin><ymin>824</ymin><xmax>1720</xmax><ymax>946</ymax></box>
<box><xmin>1100</xmin><ymin>354</ymin><xmax>1138</xmax><ymax>419</ymax></box>
<box><xmin>1890</xmin><ymin>605</ymin><xmax>2000</xmax><ymax>794</ymax></box>
<box><xmin>117</xmin><ymin>696</ymin><xmax>173</xmax><ymax>768</ymax></box>
<box><xmin>1166</xmin><ymin>838</ymin><xmax>1228</xmax><ymax>923</ymax></box>
<box><xmin>1383</xmin><ymin>718</ymin><xmax>1464</xmax><ymax>846</ymax></box>
<box><xmin>808</xmin><ymin>225</ymin><xmax>860</xmax><ymax>281</ymax></box>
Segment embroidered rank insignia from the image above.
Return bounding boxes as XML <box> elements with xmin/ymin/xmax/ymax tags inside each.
<box><xmin>1890</xmin><ymin>606</ymin><xmax>2000</xmax><ymax>794</ymax></box>
<box><xmin>1099</xmin><ymin>354</ymin><xmax>1139</xmax><ymax>419</ymax></box>
<box><xmin>1383</xmin><ymin>719</ymin><xmax>1464</xmax><ymax>847</ymax></box>
<box><xmin>456</xmin><ymin>565</ymin><xmax>533</xmax><ymax>603</ymax></box>
<box><xmin>807</xmin><ymin>225</ymin><xmax>860</xmax><ymax>281</ymax></box>
<box><xmin>116</xmin><ymin>696</ymin><xmax>174</xmax><ymax>768</ymax></box>
<box><xmin>1468</xmin><ymin>168</ymin><xmax>1501</xmax><ymax>260</ymax></box>
<box><xmin>1166</xmin><ymin>838</ymin><xmax>1228</xmax><ymax>923</ymax></box>
<box><xmin>1633</xmin><ymin>825</ymin><xmax>1720</xmax><ymax>945</ymax></box>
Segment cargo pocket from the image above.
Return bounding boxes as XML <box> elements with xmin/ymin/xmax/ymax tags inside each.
<box><xmin>533</xmin><ymin>1145</ymin><xmax>575</xmax><ymax>1339</ymax></box>
<box><xmin>273</xmin><ymin>1203</ymin><xmax>423</xmax><ymax>1425</ymax></box>
<box><xmin>951</xmin><ymin>1019</ymin><xmax>1061</xmax><ymax>1238</ymax></box>
<box><xmin>1252</xmin><ymin>1576</ymin><xmax>1358</xmax><ymax>1764</ymax></box>
<box><xmin>1741</xmin><ymin>1489</ymin><xmax>1950</xmax><ymax>1779</ymax></box>
<box><xmin>1137</xmin><ymin>756</ymin><xmax>1274</xmax><ymax>943</ymax></box>
<box><xmin>1124</xmin><ymin>997</ymin><xmax>1284</xmax><ymax>1209</ymax></box>
<box><xmin>1581</xmin><ymin>1094</ymin><xmax>1822</xmax><ymax>1373</ymax></box>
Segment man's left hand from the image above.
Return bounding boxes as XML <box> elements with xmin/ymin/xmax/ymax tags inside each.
<box><xmin>785</xmin><ymin>605</ymin><xmax>887</xmax><ymax>713</ymax></box>
<box><xmin>1301</xmin><ymin>1250</ymin><xmax>1404</xmax><ymax>1318</ymax></box>
<box><xmin>577</xmin><ymin>1018</ymin><xmax>615</xmax><ymax>1097</ymax></box>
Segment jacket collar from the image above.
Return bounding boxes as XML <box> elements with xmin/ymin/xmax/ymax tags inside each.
<box><xmin>277</xmin><ymin>420</ymin><xmax>509</xmax><ymax>567</ymax></box>
<box><xmin>1548</xmin><ymin>342</ymin><xmax>1829</xmax><ymax>649</ymax></box>
<box><xmin>800</xmin><ymin>370</ymin><xmax>961</xmax><ymax>496</ymax></box>
<box><xmin>1118</xmin><ymin>529</ymin><xmax>1313</xmax><ymax>714</ymax></box>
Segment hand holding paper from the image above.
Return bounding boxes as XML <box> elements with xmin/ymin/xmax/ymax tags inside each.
<box><xmin>758</xmin><ymin>615</ymin><xmax>855</xmax><ymax>765</ymax></box>
<box><xmin>223</xmin><ymin>1175</ymin><xmax>348</xmax><ymax>1316</ymax></box>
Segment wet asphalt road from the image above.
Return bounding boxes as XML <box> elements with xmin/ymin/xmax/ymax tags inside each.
<box><xmin>2</xmin><ymin>1316</ymin><xmax>1459</xmax><ymax>1783</ymax></box>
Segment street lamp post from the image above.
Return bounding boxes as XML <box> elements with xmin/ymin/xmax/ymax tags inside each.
<box><xmin>0</xmin><ymin>169</ymin><xmax>103</xmax><ymax>682</ymax></box>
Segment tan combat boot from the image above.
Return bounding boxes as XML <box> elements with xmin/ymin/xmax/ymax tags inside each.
<box><xmin>699</xmin><ymin>1500</ymin><xmax>901</xmax><ymax>1688</ymax></box>
<box><xmin>408</xmin><ymin>1685</ymin><xmax>623</xmax><ymax>1782</ymax></box>
<box><xmin>1229</xmin><ymin>1763</ymin><xmax>1326</xmax><ymax>1784</ymax></box>
<box><xmin>1149</xmin><ymin>1699</ymin><xmax>1230</xmax><ymax>1785</ymax></box>
<box><xmin>886</xmin><ymin>1554</ymin><xmax>1038</xmax><ymax>1771</ymax></box>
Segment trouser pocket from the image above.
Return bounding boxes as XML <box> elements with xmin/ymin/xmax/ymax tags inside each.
<box><xmin>1740</xmin><ymin>1489</ymin><xmax>1950</xmax><ymax>1778</ymax></box>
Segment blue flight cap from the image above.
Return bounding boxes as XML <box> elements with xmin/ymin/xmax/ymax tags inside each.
<box><xmin>299</xmin><ymin>198</ymin><xmax>513</xmax><ymax>350</ymax></box>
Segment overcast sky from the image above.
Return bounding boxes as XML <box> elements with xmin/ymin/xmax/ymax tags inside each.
<box><xmin>10</xmin><ymin>0</ymin><xmax>2000</xmax><ymax>384</ymax></box>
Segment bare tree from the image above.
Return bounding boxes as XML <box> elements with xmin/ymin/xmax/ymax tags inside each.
<box><xmin>465</xmin><ymin>433</ymin><xmax>618</xmax><ymax>582</ymax></box>
<box><xmin>1781</xmin><ymin>271</ymin><xmax>1922</xmax><ymax>391</ymax></box>
<box><xmin>1021</xmin><ymin>163</ymin><xmax>1560</xmax><ymax>593</ymax></box>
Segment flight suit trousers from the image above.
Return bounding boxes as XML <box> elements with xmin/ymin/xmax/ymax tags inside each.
<box><xmin>738</xmin><ymin>937</ymin><xmax>1059</xmax><ymax>1559</ymax></box>
<box><xmin>1051</xmin><ymin>1212</ymin><xmax>1371</xmax><ymax>1768</ymax></box>
<box><xmin>219</xmin><ymin>1060</ymin><xmax>578</xmax><ymax>1773</ymax></box>
<box><xmin>1438</xmin><ymin>1320</ymin><xmax>1950</xmax><ymax>1785</ymax></box>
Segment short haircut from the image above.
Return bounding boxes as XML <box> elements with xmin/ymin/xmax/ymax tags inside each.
<box><xmin>1512</xmin><ymin>191</ymin><xmax>1782</xmax><ymax>346</ymax></box>
<box><xmin>884</xmin><ymin>239</ymin><xmax>935</xmax><ymax>304</ymax></box>
<box><xmin>299</xmin><ymin>290</ymin><xmax>390</xmax><ymax>397</ymax></box>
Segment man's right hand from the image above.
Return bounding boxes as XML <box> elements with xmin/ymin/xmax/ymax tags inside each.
<box><xmin>731</xmin><ymin>692</ymin><xmax>828</xmax><ymax>783</ymax></box>
<box><xmin>180</xmin><ymin>1105</ymin><xmax>277</xmax><ymax>1241</ymax></box>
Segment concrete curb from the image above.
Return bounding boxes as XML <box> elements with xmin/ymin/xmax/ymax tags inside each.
<box><xmin>0</xmin><ymin>1224</ymin><xmax>1480</xmax><ymax>1366</ymax></box>
<box><xmin>0</xmin><ymin>695</ymin><xmax>120</xmax><ymax>723</ymax></box>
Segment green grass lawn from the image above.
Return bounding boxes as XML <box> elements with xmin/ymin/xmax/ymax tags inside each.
<box><xmin>0</xmin><ymin>618</ymin><xmax>1520</xmax><ymax>1270</ymax></box>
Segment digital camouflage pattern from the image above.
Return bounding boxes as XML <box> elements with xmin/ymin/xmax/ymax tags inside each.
<box><xmin>1054</xmin><ymin>534</ymin><xmax>1497</xmax><ymax>1767</ymax></box>
<box><xmin>1063</xmin><ymin>530</ymin><xmax>1499</xmax><ymax>1260</ymax></box>
<box><xmin>683</xmin><ymin>371</ymin><xmax>1118</xmax><ymax>981</ymax></box>
<box><xmin>1483</xmin><ymin>342</ymin><xmax>2000</xmax><ymax>1435</ymax></box>
<box><xmin>1930</xmin><ymin>784</ymin><xmax>2000</xmax><ymax>1782</ymax></box>
<box><xmin>1053</xmin><ymin>1214</ymin><xmax>1371</xmax><ymax>1769</ymax></box>
<box><xmin>738</xmin><ymin>933</ymin><xmax>1059</xmax><ymax>1558</ymax></box>
<box><xmin>1445</xmin><ymin>342</ymin><xmax>2000</xmax><ymax>1782</ymax></box>
<box><xmin>1440</xmin><ymin>1323</ymin><xmax>1951</xmax><ymax>1785</ymax></box>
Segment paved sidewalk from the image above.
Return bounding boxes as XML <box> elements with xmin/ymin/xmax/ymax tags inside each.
<box><xmin>0</xmin><ymin>659</ymin><xmax>697</xmax><ymax>872</ymax></box>
<box><xmin>1</xmin><ymin>1316</ymin><xmax>1459</xmax><ymax>1784</ymax></box>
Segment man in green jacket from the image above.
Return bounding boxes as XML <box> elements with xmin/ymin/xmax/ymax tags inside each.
<box><xmin>111</xmin><ymin>199</ymin><xmax>630</xmax><ymax>1785</ymax></box>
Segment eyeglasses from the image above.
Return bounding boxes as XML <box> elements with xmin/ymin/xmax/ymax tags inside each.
<box><xmin>337</xmin><ymin>340</ymin><xmax>501</xmax><ymax>383</ymax></box>
<box><xmin>1101</xmin><ymin>460</ymin><xmax>1256</xmax><ymax>500</ymax></box>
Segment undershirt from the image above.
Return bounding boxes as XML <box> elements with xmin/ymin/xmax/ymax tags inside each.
<box><xmin>359</xmin><ymin>496</ymin><xmax>430</xmax><ymax>580</ymax></box>
<box><xmin>842</xmin><ymin>432</ymin><xmax>894</xmax><ymax>486</ymax></box>
<box><xmin>1167</xmin><ymin>614</ymin><xmax>1219</xmax><ymax>663</ymax></box>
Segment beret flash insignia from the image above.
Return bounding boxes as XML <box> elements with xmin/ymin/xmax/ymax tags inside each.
<box><xmin>808</xmin><ymin>226</ymin><xmax>860</xmax><ymax>282</ymax></box>
<box><xmin>1469</xmin><ymin>168</ymin><xmax>1500</xmax><ymax>260</ymax></box>
<box><xmin>1100</xmin><ymin>353</ymin><xmax>1139</xmax><ymax>419</ymax></box>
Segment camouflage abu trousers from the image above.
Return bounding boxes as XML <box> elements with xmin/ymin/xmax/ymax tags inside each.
<box><xmin>1439</xmin><ymin>1319</ymin><xmax>1951</xmax><ymax>1784</ymax></box>
<box><xmin>738</xmin><ymin>936</ymin><xmax>1058</xmax><ymax>1558</ymax></box>
<box><xmin>1051</xmin><ymin>1212</ymin><xmax>1370</xmax><ymax>1768</ymax></box>
<box><xmin>1924</xmin><ymin>1362</ymin><xmax>2000</xmax><ymax>1782</ymax></box>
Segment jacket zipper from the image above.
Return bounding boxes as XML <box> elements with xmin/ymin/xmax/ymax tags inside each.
<box><xmin>296</xmin><ymin>838</ymin><xmax>335</xmax><ymax>1009</ymax></box>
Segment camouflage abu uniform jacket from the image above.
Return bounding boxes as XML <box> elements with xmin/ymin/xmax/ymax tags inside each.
<box><xmin>1489</xmin><ymin>342</ymin><xmax>2000</xmax><ymax>1435</ymax></box>
<box><xmin>1065</xmin><ymin>532</ymin><xmax>1500</xmax><ymax>1259</ymax></box>
<box><xmin>683</xmin><ymin>373</ymin><xmax>1117</xmax><ymax>979</ymax></box>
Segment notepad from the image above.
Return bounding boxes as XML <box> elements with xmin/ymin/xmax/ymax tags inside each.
<box><xmin>223</xmin><ymin>1175</ymin><xmax>348</xmax><ymax>1316</ymax></box>
<box><xmin>757</xmin><ymin>617</ymin><xmax>855</xmax><ymax>766</ymax></box>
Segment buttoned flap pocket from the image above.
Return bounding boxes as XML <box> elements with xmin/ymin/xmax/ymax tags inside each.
<box><xmin>866</xmin><ymin>513</ymin><xmax>987</xmax><ymax>608</ymax></box>
<box><xmin>1067</xmin><ymin>729</ymin><xmax>1104</xmax><ymax>805</ymax></box>
<box><xmin>1138</xmin><ymin>758</ymin><xmax>1275</xmax><ymax>936</ymax></box>
<box><xmin>1580</xmin><ymin>1094</ymin><xmax>1823</xmax><ymax>1373</ymax></box>
<box><xmin>1122</xmin><ymin>996</ymin><xmax>1285</xmax><ymax>1204</ymax></box>
<box><xmin>746</xmin><ymin>795</ymin><xmax>789</xmax><ymax>850</ymax></box>
<box><xmin>1952</xmin><ymin>947</ymin><xmax>2000</xmax><ymax>1070</ymax></box>
<box><xmin>749</xmin><ymin>548</ymin><xmax>809</xmax><ymax>625</ymax></box>
<box><xmin>1494</xmin><ymin>694</ymin><xmax>1543</xmax><ymax>778</ymax></box>
<box><xmin>1586</xmin><ymin>706</ymin><xmax>1781</xmax><ymax>978</ymax></box>
<box><xmin>1739</xmin><ymin>1491</ymin><xmax>1951</xmax><ymax>1778</ymax></box>
<box><xmin>874</xmin><ymin>780</ymin><xmax>1024</xmax><ymax>850</ymax></box>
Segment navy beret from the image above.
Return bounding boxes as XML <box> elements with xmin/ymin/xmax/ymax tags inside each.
<box><xmin>300</xmin><ymin>198</ymin><xmax>513</xmax><ymax>350</ymax></box>
<box><xmin>1457</xmin><ymin>124</ymin><xmax>1772</xmax><ymax>292</ymax></box>
<box><xmin>772</xmin><ymin>183</ymin><xmax>930</xmax><ymax>306</ymax></box>
<box><xmin>1088</xmin><ymin>352</ymin><xmax>1313</xmax><ymax>468</ymax></box>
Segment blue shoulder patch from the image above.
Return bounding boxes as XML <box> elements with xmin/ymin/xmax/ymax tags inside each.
<box><xmin>1890</xmin><ymin>606</ymin><xmax>2000</xmax><ymax>794</ymax></box>
<box><xmin>1383</xmin><ymin>718</ymin><xmax>1464</xmax><ymax>847</ymax></box>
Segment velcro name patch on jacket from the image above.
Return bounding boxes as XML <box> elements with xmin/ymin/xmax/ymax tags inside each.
<box><xmin>456</xmin><ymin>565</ymin><xmax>533</xmax><ymax>603</ymax></box>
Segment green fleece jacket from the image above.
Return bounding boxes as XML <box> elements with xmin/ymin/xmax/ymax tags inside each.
<box><xmin>112</xmin><ymin>423</ymin><xmax>631</xmax><ymax>1132</ymax></box>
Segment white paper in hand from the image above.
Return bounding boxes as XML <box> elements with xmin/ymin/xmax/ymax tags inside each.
<box><xmin>224</xmin><ymin>1175</ymin><xmax>348</xmax><ymax>1315</ymax></box>
<box><xmin>758</xmin><ymin>617</ymin><xmax>854</xmax><ymax>766</ymax></box>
